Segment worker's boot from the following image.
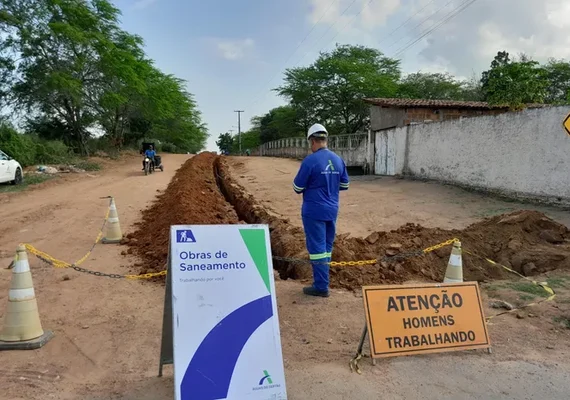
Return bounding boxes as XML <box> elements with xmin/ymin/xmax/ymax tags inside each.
<box><xmin>303</xmin><ymin>259</ymin><xmax>330</xmax><ymax>297</ymax></box>
<box><xmin>303</xmin><ymin>286</ymin><xmax>329</xmax><ymax>297</ymax></box>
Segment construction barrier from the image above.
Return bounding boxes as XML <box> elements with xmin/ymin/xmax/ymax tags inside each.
<box><xmin>102</xmin><ymin>197</ymin><xmax>123</xmax><ymax>244</ymax></box>
<box><xmin>14</xmin><ymin>199</ymin><xmax>556</xmax><ymax>323</ymax></box>
<box><xmin>0</xmin><ymin>245</ymin><xmax>53</xmax><ymax>351</ymax></box>
<box><xmin>444</xmin><ymin>241</ymin><xmax>463</xmax><ymax>283</ymax></box>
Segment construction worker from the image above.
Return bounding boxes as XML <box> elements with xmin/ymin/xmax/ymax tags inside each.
<box><xmin>293</xmin><ymin>123</ymin><xmax>349</xmax><ymax>297</ymax></box>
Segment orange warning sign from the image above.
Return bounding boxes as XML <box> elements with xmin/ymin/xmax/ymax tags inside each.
<box><xmin>363</xmin><ymin>282</ymin><xmax>490</xmax><ymax>358</ymax></box>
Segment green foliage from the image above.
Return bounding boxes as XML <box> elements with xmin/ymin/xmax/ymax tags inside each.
<box><xmin>276</xmin><ymin>44</ymin><xmax>400</xmax><ymax>136</ymax></box>
<box><xmin>0</xmin><ymin>124</ymin><xmax>37</xmax><ymax>166</ymax></box>
<box><xmin>481</xmin><ymin>51</ymin><xmax>548</xmax><ymax>109</ymax></box>
<box><xmin>240</xmin><ymin>130</ymin><xmax>261</xmax><ymax>151</ymax></box>
<box><xmin>507</xmin><ymin>282</ymin><xmax>550</xmax><ymax>298</ymax></box>
<box><xmin>216</xmin><ymin>132</ymin><xmax>234</xmax><ymax>153</ymax></box>
<box><xmin>547</xmin><ymin>276</ymin><xmax>570</xmax><ymax>289</ymax></box>
<box><xmin>0</xmin><ymin>0</ymin><xmax>207</xmax><ymax>156</ymax></box>
<box><xmin>161</xmin><ymin>142</ymin><xmax>178</xmax><ymax>153</ymax></box>
<box><xmin>74</xmin><ymin>160</ymin><xmax>101</xmax><ymax>171</ymax></box>
<box><xmin>1</xmin><ymin>122</ymin><xmax>74</xmax><ymax>166</ymax></box>
<box><xmin>544</xmin><ymin>59</ymin><xmax>570</xmax><ymax>104</ymax></box>
<box><xmin>397</xmin><ymin>72</ymin><xmax>465</xmax><ymax>100</ymax></box>
<box><xmin>248</xmin><ymin>47</ymin><xmax>570</xmax><ymax>147</ymax></box>
<box><xmin>34</xmin><ymin>139</ymin><xmax>72</xmax><ymax>165</ymax></box>
<box><xmin>459</xmin><ymin>75</ymin><xmax>486</xmax><ymax>101</ymax></box>
<box><xmin>252</xmin><ymin>106</ymin><xmax>303</xmax><ymax>144</ymax></box>
<box><xmin>0</xmin><ymin>174</ymin><xmax>55</xmax><ymax>193</ymax></box>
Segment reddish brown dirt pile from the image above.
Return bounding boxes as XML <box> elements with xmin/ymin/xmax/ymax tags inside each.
<box><xmin>126</xmin><ymin>153</ymin><xmax>570</xmax><ymax>292</ymax></box>
<box><xmin>215</xmin><ymin>157</ymin><xmax>570</xmax><ymax>291</ymax></box>
<box><xmin>124</xmin><ymin>153</ymin><xmax>239</xmax><ymax>274</ymax></box>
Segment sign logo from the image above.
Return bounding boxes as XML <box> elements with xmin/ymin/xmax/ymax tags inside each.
<box><xmin>258</xmin><ymin>370</ymin><xmax>272</xmax><ymax>386</ymax></box>
<box><xmin>176</xmin><ymin>229</ymin><xmax>196</xmax><ymax>243</ymax></box>
<box><xmin>322</xmin><ymin>159</ymin><xmax>339</xmax><ymax>175</ymax></box>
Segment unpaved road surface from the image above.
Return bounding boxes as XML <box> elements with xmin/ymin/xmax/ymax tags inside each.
<box><xmin>229</xmin><ymin>157</ymin><xmax>570</xmax><ymax>237</ymax></box>
<box><xmin>1</xmin><ymin>154</ymin><xmax>569</xmax><ymax>399</ymax></box>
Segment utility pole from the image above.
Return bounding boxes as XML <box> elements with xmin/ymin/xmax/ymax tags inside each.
<box><xmin>234</xmin><ymin>110</ymin><xmax>244</xmax><ymax>155</ymax></box>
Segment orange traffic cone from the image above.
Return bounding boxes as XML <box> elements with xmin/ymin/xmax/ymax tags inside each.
<box><xmin>0</xmin><ymin>245</ymin><xmax>53</xmax><ymax>350</ymax></box>
<box><xmin>443</xmin><ymin>241</ymin><xmax>463</xmax><ymax>283</ymax></box>
<box><xmin>102</xmin><ymin>197</ymin><xmax>123</xmax><ymax>244</ymax></box>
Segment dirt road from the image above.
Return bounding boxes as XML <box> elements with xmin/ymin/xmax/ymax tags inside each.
<box><xmin>229</xmin><ymin>157</ymin><xmax>570</xmax><ymax>237</ymax></box>
<box><xmin>1</xmin><ymin>154</ymin><xmax>570</xmax><ymax>399</ymax></box>
<box><xmin>0</xmin><ymin>155</ymin><xmax>190</xmax><ymax>400</ymax></box>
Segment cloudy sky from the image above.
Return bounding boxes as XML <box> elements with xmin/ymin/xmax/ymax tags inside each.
<box><xmin>114</xmin><ymin>0</ymin><xmax>570</xmax><ymax>151</ymax></box>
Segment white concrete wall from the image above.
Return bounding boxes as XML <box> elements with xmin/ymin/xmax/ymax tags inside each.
<box><xmin>375</xmin><ymin>106</ymin><xmax>570</xmax><ymax>203</ymax></box>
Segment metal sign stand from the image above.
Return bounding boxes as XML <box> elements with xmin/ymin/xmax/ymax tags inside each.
<box><xmin>351</xmin><ymin>318</ymin><xmax>492</xmax><ymax>373</ymax></box>
<box><xmin>349</xmin><ymin>325</ymin><xmax>376</xmax><ymax>373</ymax></box>
<box><xmin>158</xmin><ymin>248</ymin><xmax>173</xmax><ymax>377</ymax></box>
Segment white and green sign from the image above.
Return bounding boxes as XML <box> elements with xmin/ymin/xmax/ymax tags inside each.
<box><xmin>170</xmin><ymin>224</ymin><xmax>287</xmax><ymax>400</ymax></box>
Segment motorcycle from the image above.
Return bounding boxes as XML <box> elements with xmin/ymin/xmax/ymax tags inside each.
<box><xmin>144</xmin><ymin>157</ymin><xmax>155</xmax><ymax>175</ymax></box>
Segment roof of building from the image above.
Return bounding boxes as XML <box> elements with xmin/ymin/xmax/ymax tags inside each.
<box><xmin>363</xmin><ymin>98</ymin><xmax>548</xmax><ymax>110</ymax></box>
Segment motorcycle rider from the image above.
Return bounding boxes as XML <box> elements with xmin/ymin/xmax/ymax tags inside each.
<box><xmin>142</xmin><ymin>145</ymin><xmax>156</xmax><ymax>170</ymax></box>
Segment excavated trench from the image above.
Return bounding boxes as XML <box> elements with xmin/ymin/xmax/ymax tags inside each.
<box><xmin>126</xmin><ymin>152</ymin><xmax>570</xmax><ymax>291</ymax></box>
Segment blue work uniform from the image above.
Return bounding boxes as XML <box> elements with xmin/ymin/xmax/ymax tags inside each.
<box><xmin>293</xmin><ymin>148</ymin><xmax>349</xmax><ymax>292</ymax></box>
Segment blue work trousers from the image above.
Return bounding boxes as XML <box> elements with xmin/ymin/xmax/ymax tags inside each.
<box><xmin>302</xmin><ymin>215</ymin><xmax>337</xmax><ymax>292</ymax></box>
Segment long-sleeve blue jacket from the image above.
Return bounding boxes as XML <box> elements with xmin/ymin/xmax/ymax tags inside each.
<box><xmin>293</xmin><ymin>148</ymin><xmax>349</xmax><ymax>221</ymax></box>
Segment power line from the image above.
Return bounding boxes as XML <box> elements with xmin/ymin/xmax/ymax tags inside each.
<box><xmin>294</xmin><ymin>0</ymin><xmax>361</xmax><ymax>65</ymax></box>
<box><xmin>385</xmin><ymin>0</ymin><xmax>456</xmax><ymax>51</ymax></box>
<box><xmin>375</xmin><ymin>0</ymin><xmax>437</xmax><ymax>48</ymax></box>
<box><xmin>392</xmin><ymin>0</ymin><xmax>479</xmax><ymax>58</ymax></box>
<box><xmin>246</xmin><ymin>0</ymin><xmax>360</xmax><ymax>111</ymax></box>
<box><xmin>244</xmin><ymin>0</ymin><xmax>339</xmax><ymax>111</ymax></box>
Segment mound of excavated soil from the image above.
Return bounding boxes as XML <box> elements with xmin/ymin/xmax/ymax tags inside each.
<box><xmin>126</xmin><ymin>153</ymin><xmax>570</xmax><ymax>292</ymax></box>
<box><xmin>124</xmin><ymin>153</ymin><xmax>239</xmax><ymax>274</ymax></box>
<box><xmin>215</xmin><ymin>157</ymin><xmax>570</xmax><ymax>290</ymax></box>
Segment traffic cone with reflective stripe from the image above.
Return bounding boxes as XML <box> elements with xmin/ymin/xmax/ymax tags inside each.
<box><xmin>102</xmin><ymin>197</ymin><xmax>123</xmax><ymax>244</ymax></box>
<box><xmin>0</xmin><ymin>245</ymin><xmax>53</xmax><ymax>350</ymax></box>
<box><xmin>443</xmin><ymin>241</ymin><xmax>463</xmax><ymax>283</ymax></box>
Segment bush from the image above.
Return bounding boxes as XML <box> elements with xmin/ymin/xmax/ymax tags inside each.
<box><xmin>74</xmin><ymin>160</ymin><xmax>101</xmax><ymax>171</ymax></box>
<box><xmin>0</xmin><ymin>123</ymin><xmax>74</xmax><ymax>167</ymax></box>
<box><xmin>87</xmin><ymin>136</ymin><xmax>124</xmax><ymax>158</ymax></box>
<box><xmin>0</xmin><ymin>124</ymin><xmax>37</xmax><ymax>166</ymax></box>
<box><xmin>35</xmin><ymin>139</ymin><xmax>72</xmax><ymax>164</ymax></box>
<box><xmin>161</xmin><ymin>142</ymin><xmax>178</xmax><ymax>153</ymax></box>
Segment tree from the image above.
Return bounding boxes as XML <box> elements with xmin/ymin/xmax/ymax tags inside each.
<box><xmin>397</xmin><ymin>72</ymin><xmax>465</xmax><ymax>100</ymax></box>
<box><xmin>96</xmin><ymin>31</ymin><xmax>149</xmax><ymax>149</ymax></box>
<box><xmin>544</xmin><ymin>59</ymin><xmax>570</xmax><ymax>104</ymax></box>
<box><xmin>0</xmin><ymin>0</ymin><xmax>126</xmax><ymax>154</ymax></box>
<box><xmin>276</xmin><ymin>44</ymin><xmax>401</xmax><ymax>135</ymax></box>
<box><xmin>251</xmin><ymin>105</ymin><xmax>303</xmax><ymax>144</ymax></box>
<box><xmin>481</xmin><ymin>51</ymin><xmax>548</xmax><ymax>109</ymax></box>
<box><xmin>0</xmin><ymin>0</ymin><xmax>208</xmax><ymax>155</ymax></box>
<box><xmin>239</xmin><ymin>129</ymin><xmax>261</xmax><ymax>151</ymax></box>
<box><xmin>216</xmin><ymin>132</ymin><xmax>234</xmax><ymax>153</ymax></box>
<box><xmin>459</xmin><ymin>75</ymin><xmax>485</xmax><ymax>101</ymax></box>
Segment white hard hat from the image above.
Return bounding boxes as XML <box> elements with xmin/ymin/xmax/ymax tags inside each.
<box><xmin>307</xmin><ymin>123</ymin><xmax>328</xmax><ymax>140</ymax></box>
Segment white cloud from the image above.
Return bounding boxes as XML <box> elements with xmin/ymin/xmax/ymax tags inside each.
<box><xmin>413</xmin><ymin>0</ymin><xmax>570</xmax><ymax>75</ymax></box>
<box><xmin>305</xmin><ymin>0</ymin><xmax>570</xmax><ymax>77</ymax></box>
<box><xmin>213</xmin><ymin>38</ymin><xmax>255</xmax><ymax>61</ymax></box>
<box><xmin>308</xmin><ymin>0</ymin><xmax>401</xmax><ymax>31</ymax></box>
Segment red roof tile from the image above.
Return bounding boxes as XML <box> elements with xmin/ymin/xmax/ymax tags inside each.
<box><xmin>363</xmin><ymin>98</ymin><xmax>548</xmax><ymax>110</ymax></box>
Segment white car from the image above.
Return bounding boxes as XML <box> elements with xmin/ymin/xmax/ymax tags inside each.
<box><xmin>0</xmin><ymin>149</ymin><xmax>23</xmax><ymax>185</ymax></box>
